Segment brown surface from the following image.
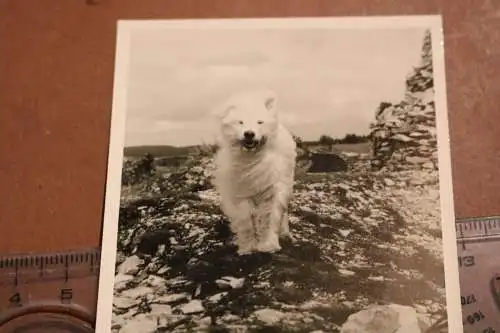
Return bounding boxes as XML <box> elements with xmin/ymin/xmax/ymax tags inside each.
<box><xmin>0</xmin><ymin>0</ymin><xmax>499</xmax><ymax>254</ymax></box>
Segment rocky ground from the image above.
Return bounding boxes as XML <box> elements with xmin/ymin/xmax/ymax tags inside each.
<box><xmin>111</xmin><ymin>152</ymin><xmax>448</xmax><ymax>333</ymax></box>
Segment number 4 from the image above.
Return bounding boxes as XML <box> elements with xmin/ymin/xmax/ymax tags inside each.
<box><xmin>8</xmin><ymin>292</ymin><xmax>21</xmax><ymax>307</ymax></box>
<box><xmin>60</xmin><ymin>288</ymin><xmax>73</xmax><ymax>304</ymax></box>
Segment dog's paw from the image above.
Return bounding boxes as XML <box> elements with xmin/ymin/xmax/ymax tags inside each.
<box><xmin>237</xmin><ymin>247</ymin><xmax>254</xmax><ymax>256</ymax></box>
<box><xmin>278</xmin><ymin>229</ymin><xmax>291</xmax><ymax>239</ymax></box>
<box><xmin>256</xmin><ymin>235</ymin><xmax>281</xmax><ymax>253</ymax></box>
<box><xmin>278</xmin><ymin>233</ymin><xmax>297</xmax><ymax>248</ymax></box>
<box><xmin>256</xmin><ymin>242</ymin><xmax>281</xmax><ymax>253</ymax></box>
<box><xmin>236</xmin><ymin>241</ymin><xmax>255</xmax><ymax>256</ymax></box>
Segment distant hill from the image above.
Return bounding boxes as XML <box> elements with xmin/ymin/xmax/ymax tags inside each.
<box><xmin>124</xmin><ymin>145</ymin><xmax>196</xmax><ymax>157</ymax></box>
<box><xmin>124</xmin><ymin>141</ymin><xmax>371</xmax><ymax>158</ymax></box>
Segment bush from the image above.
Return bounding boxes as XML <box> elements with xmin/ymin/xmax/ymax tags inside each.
<box><xmin>122</xmin><ymin>153</ymin><xmax>156</xmax><ymax>186</ymax></box>
<box><xmin>318</xmin><ymin>135</ymin><xmax>336</xmax><ymax>146</ymax></box>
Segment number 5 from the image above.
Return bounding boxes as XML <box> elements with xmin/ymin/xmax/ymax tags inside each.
<box><xmin>60</xmin><ymin>288</ymin><xmax>73</xmax><ymax>304</ymax></box>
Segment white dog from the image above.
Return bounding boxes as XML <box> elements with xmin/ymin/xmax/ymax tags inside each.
<box><xmin>212</xmin><ymin>90</ymin><xmax>297</xmax><ymax>255</ymax></box>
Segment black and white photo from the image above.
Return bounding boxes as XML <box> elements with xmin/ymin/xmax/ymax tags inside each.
<box><xmin>96</xmin><ymin>16</ymin><xmax>461</xmax><ymax>333</ymax></box>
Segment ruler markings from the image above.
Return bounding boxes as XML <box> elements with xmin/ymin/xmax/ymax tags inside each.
<box><xmin>0</xmin><ymin>248</ymin><xmax>100</xmax><ymax>286</ymax></box>
<box><xmin>456</xmin><ymin>217</ymin><xmax>500</xmax><ymax>242</ymax></box>
<box><xmin>0</xmin><ymin>249</ymin><xmax>100</xmax><ymax>269</ymax></box>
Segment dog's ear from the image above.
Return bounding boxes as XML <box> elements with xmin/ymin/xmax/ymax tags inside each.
<box><xmin>265</xmin><ymin>96</ymin><xmax>275</xmax><ymax>111</ymax></box>
<box><xmin>263</xmin><ymin>90</ymin><xmax>277</xmax><ymax>112</ymax></box>
<box><xmin>211</xmin><ymin>100</ymin><xmax>235</xmax><ymax>122</ymax></box>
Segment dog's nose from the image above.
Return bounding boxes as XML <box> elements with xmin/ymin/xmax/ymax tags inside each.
<box><xmin>244</xmin><ymin>131</ymin><xmax>255</xmax><ymax>139</ymax></box>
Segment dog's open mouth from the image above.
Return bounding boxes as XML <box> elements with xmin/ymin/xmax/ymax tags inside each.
<box><xmin>242</xmin><ymin>139</ymin><xmax>259</xmax><ymax>151</ymax></box>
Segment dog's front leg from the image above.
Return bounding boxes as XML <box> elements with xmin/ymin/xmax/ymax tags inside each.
<box><xmin>255</xmin><ymin>184</ymin><xmax>289</xmax><ymax>253</ymax></box>
<box><xmin>230</xmin><ymin>199</ymin><xmax>257</xmax><ymax>255</ymax></box>
<box><xmin>279</xmin><ymin>210</ymin><xmax>290</xmax><ymax>239</ymax></box>
<box><xmin>255</xmin><ymin>204</ymin><xmax>283</xmax><ymax>253</ymax></box>
<box><xmin>278</xmin><ymin>184</ymin><xmax>294</xmax><ymax>240</ymax></box>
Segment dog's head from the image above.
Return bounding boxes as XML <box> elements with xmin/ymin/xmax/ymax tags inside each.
<box><xmin>214</xmin><ymin>90</ymin><xmax>279</xmax><ymax>152</ymax></box>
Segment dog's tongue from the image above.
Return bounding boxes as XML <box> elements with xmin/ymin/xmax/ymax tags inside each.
<box><xmin>242</xmin><ymin>140</ymin><xmax>258</xmax><ymax>151</ymax></box>
<box><xmin>243</xmin><ymin>140</ymin><xmax>257</xmax><ymax>147</ymax></box>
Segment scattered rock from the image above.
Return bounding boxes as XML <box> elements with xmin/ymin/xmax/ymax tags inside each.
<box><xmin>113</xmin><ymin>296</ymin><xmax>137</xmax><ymax>310</ymax></box>
<box><xmin>199</xmin><ymin>316</ymin><xmax>212</xmax><ymax>326</ymax></box>
<box><xmin>338</xmin><ymin>229</ymin><xmax>352</xmax><ymax>238</ymax></box>
<box><xmin>114</xmin><ymin>274</ymin><xmax>134</xmax><ymax>291</ymax></box>
<box><xmin>338</xmin><ymin>269</ymin><xmax>356</xmax><ymax>276</ymax></box>
<box><xmin>119</xmin><ymin>315</ymin><xmax>157</xmax><ymax>333</ymax></box>
<box><xmin>143</xmin><ymin>275</ymin><xmax>168</xmax><ymax>290</ymax></box>
<box><xmin>384</xmin><ymin>178</ymin><xmax>395</xmax><ymax>186</ymax></box>
<box><xmin>155</xmin><ymin>293</ymin><xmax>189</xmax><ymax>304</ymax></box>
<box><xmin>392</xmin><ymin>134</ymin><xmax>412</xmax><ymax>142</ymax></box>
<box><xmin>179</xmin><ymin>300</ymin><xmax>205</xmax><ymax>314</ymax></box>
<box><xmin>340</xmin><ymin>304</ymin><xmax>422</xmax><ymax>333</ymax></box>
<box><xmin>120</xmin><ymin>286</ymin><xmax>154</xmax><ymax>300</ymax></box>
<box><xmin>423</xmin><ymin>161</ymin><xmax>434</xmax><ymax>169</ymax></box>
<box><xmin>405</xmin><ymin>156</ymin><xmax>428</xmax><ymax>164</ymax></box>
<box><xmin>117</xmin><ymin>255</ymin><xmax>143</xmax><ymax>275</ymax></box>
<box><xmin>149</xmin><ymin>303</ymin><xmax>172</xmax><ymax>316</ymax></box>
<box><xmin>253</xmin><ymin>308</ymin><xmax>286</xmax><ymax>325</ymax></box>
<box><xmin>208</xmin><ymin>292</ymin><xmax>227</xmax><ymax>303</ymax></box>
<box><xmin>215</xmin><ymin>276</ymin><xmax>245</xmax><ymax>289</ymax></box>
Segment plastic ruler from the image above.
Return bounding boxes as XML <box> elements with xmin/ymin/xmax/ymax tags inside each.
<box><xmin>457</xmin><ymin>216</ymin><xmax>500</xmax><ymax>333</ymax></box>
<box><xmin>0</xmin><ymin>248</ymin><xmax>100</xmax><ymax>332</ymax></box>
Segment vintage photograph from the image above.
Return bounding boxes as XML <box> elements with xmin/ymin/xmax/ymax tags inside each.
<box><xmin>96</xmin><ymin>16</ymin><xmax>460</xmax><ymax>333</ymax></box>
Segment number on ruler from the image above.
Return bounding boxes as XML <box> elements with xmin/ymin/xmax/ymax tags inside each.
<box><xmin>60</xmin><ymin>288</ymin><xmax>73</xmax><ymax>304</ymax></box>
<box><xmin>461</xmin><ymin>294</ymin><xmax>477</xmax><ymax>306</ymax></box>
<box><xmin>8</xmin><ymin>292</ymin><xmax>22</xmax><ymax>307</ymax></box>
<box><xmin>465</xmin><ymin>310</ymin><xmax>485</xmax><ymax>325</ymax></box>
<box><xmin>458</xmin><ymin>255</ymin><xmax>475</xmax><ymax>267</ymax></box>
<box><xmin>482</xmin><ymin>328</ymin><xmax>496</xmax><ymax>333</ymax></box>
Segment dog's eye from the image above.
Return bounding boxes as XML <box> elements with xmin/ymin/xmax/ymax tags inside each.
<box><xmin>239</xmin><ymin>121</ymin><xmax>244</xmax><ymax>125</ymax></box>
<box><xmin>257</xmin><ymin>120</ymin><xmax>263</xmax><ymax>125</ymax></box>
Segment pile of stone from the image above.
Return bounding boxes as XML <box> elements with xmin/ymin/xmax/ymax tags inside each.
<box><xmin>154</xmin><ymin>155</ymin><xmax>215</xmax><ymax>195</ymax></box>
<box><xmin>370</xmin><ymin>30</ymin><xmax>438</xmax><ymax>172</ymax></box>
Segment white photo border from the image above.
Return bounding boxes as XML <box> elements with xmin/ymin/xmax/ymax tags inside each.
<box><xmin>95</xmin><ymin>15</ymin><xmax>461</xmax><ymax>333</ymax></box>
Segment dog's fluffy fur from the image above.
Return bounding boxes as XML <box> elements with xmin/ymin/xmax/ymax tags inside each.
<box><xmin>212</xmin><ymin>90</ymin><xmax>297</xmax><ymax>255</ymax></box>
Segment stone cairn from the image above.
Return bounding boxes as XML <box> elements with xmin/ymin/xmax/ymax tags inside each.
<box><xmin>370</xmin><ymin>30</ymin><xmax>438</xmax><ymax>172</ymax></box>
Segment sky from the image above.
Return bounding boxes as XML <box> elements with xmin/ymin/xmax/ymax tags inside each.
<box><xmin>122</xmin><ymin>25</ymin><xmax>426</xmax><ymax>147</ymax></box>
